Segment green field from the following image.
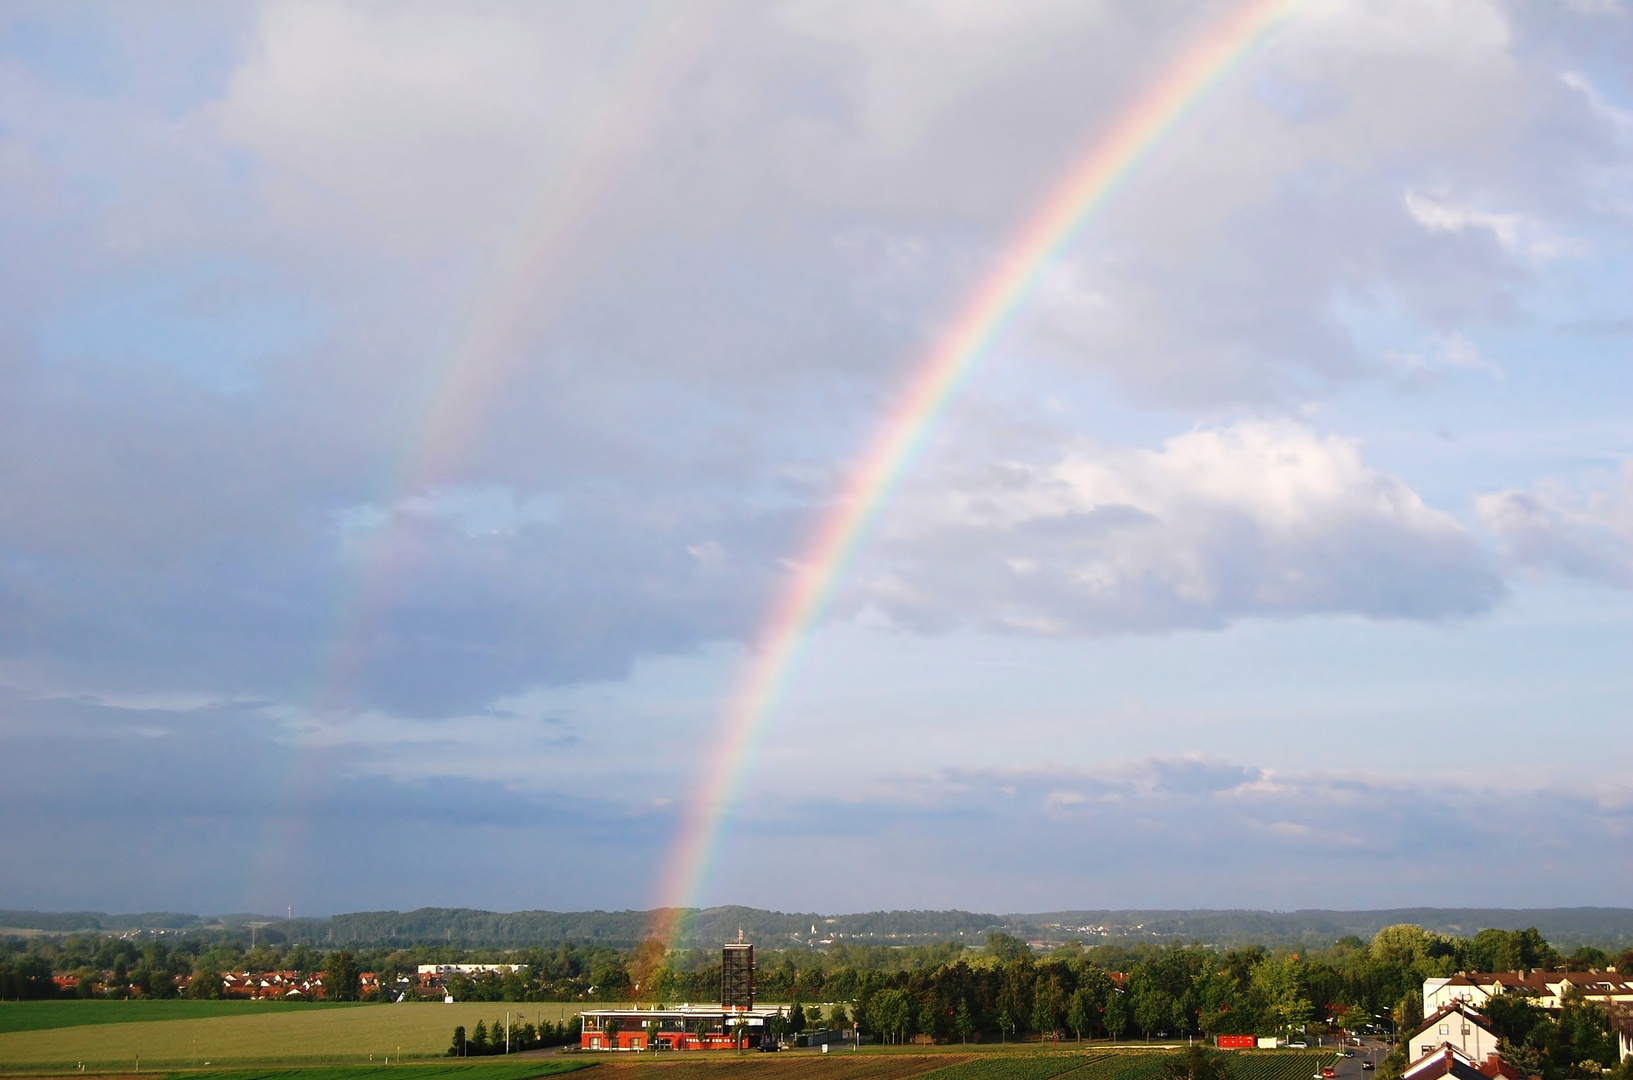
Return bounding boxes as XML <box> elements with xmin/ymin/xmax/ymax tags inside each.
<box><xmin>159</xmin><ymin>1064</ymin><xmax>594</xmax><ymax>1080</ymax></box>
<box><xmin>0</xmin><ymin>1003</ymin><xmax>364</xmax><ymax>1036</ymax></box>
<box><xmin>0</xmin><ymin>1002</ymin><xmax>593</xmax><ymax>1070</ymax></box>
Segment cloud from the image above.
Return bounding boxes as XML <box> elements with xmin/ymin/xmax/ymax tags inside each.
<box><xmin>3</xmin><ymin>1</ymin><xmax>1633</xmax><ymax>914</ymax></box>
<box><xmin>1404</xmin><ymin>189</ymin><xmax>1589</xmax><ymax>260</ymax></box>
<box><xmin>857</xmin><ymin>421</ymin><xmax>1503</xmax><ymax>633</ymax></box>
<box><xmin>1478</xmin><ymin>461</ymin><xmax>1633</xmax><ymax>587</ymax></box>
<box><xmin>5</xmin><ymin>686</ymin><xmax>1630</xmax><ymax>913</ymax></box>
<box><xmin>709</xmin><ymin>757</ymin><xmax>1633</xmax><ymax>911</ymax></box>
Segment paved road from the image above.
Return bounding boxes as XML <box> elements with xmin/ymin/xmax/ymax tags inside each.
<box><xmin>1319</xmin><ymin>1038</ymin><xmax>1390</xmax><ymax>1080</ymax></box>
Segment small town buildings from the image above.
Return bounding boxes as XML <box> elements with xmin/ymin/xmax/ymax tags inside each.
<box><xmin>416</xmin><ymin>964</ymin><xmax>526</xmax><ymax>977</ymax></box>
<box><xmin>1426</xmin><ymin>972</ymin><xmax>1633</xmax><ymax>1014</ymax></box>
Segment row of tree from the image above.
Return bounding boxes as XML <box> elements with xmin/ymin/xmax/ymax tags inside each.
<box><xmin>447</xmin><ymin>1017</ymin><xmax>579</xmax><ymax>1056</ymax></box>
<box><xmin>7</xmin><ymin>923</ymin><xmax>1632</xmax><ymax>1027</ymax></box>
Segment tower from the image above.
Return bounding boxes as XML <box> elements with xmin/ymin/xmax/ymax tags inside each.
<box><xmin>721</xmin><ymin>931</ymin><xmax>754</xmax><ymax>1010</ymax></box>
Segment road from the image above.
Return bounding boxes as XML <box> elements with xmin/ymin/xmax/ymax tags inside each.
<box><xmin>1319</xmin><ymin>1037</ymin><xmax>1391</xmax><ymax>1080</ymax></box>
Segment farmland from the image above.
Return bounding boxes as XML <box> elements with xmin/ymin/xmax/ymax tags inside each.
<box><xmin>0</xmin><ymin>1002</ymin><xmax>592</xmax><ymax>1070</ymax></box>
<box><xmin>596</xmin><ymin>1052</ymin><xmax>974</xmax><ymax>1080</ymax></box>
<box><xmin>0</xmin><ymin>1003</ymin><xmax>364</xmax><ymax>1036</ymax></box>
<box><xmin>157</xmin><ymin>1064</ymin><xmax>595</xmax><ymax>1080</ymax></box>
<box><xmin>0</xmin><ymin>1001</ymin><xmax>1333</xmax><ymax>1080</ymax></box>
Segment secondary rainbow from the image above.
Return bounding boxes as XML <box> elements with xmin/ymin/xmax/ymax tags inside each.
<box><xmin>647</xmin><ymin>0</ymin><xmax>1305</xmax><ymax>946</ymax></box>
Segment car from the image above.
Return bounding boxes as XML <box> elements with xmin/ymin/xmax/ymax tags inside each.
<box><xmin>1362</xmin><ymin>1063</ymin><xmax>1375</xmax><ymax>1071</ymax></box>
<box><xmin>1290</xmin><ymin>1042</ymin><xmax>1310</xmax><ymax>1050</ymax></box>
<box><xmin>1321</xmin><ymin>1067</ymin><xmax>1337</xmax><ymax>1078</ymax></box>
<box><xmin>1345</xmin><ymin>1050</ymin><xmax>1356</xmax><ymax>1057</ymax></box>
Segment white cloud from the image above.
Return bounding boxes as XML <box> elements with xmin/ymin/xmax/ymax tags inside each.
<box><xmin>1477</xmin><ymin>461</ymin><xmax>1633</xmax><ymax>587</ymax></box>
<box><xmin>1404</xmin><ymin>189</ymin><xmax>1588</xmax><ymax>259</ymax></box>
<box><xmin>860</xmin><ymin>421</ymin><xmax>1502</xmax><ymax>632</ymax></box>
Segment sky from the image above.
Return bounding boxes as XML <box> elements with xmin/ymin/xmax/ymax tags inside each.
<box><xmin>3</xmin><ymin>0</ymin><xmax>1633</xmax><ymax>920</ymax></box>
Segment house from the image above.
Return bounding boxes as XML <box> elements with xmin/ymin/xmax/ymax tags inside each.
<box><xmin>1606</xmin><ymin>1004</ymin><xmax>1633</xmax><ymax>1063</ymax></box>
<box><xmin>1404</xmin><ymin>1045</ymin><xmax>1487</xmax><ymax>1080</ymax></box>
<box><xmin>1477</xmin><ymin>1052</ymin><xmax>1527</xmax><ymax>1080</ymax></box>
<box><xmin>1409</xmin><ymin>1003</ymin><xmax>1500</xmax><ymax>1063</ymax></box>
<box><xmin>1425</xmin><ymin>972</ymin><xmax>1633</xmax><ymax>1015</ymax></box>
<box><xmin>1425</xmin><ymin>977</ymin><xmax>1489</xmax><ymax>1013</ymax></box>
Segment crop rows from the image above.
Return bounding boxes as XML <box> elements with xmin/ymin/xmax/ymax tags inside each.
<box><xmin>1227</xmin><ymin>1054</ymin><xmax>1326</xmax><ymax>1080</ymax></box>
<box><xmin>925</xmin><ymin>1053</ymin><xmax>1115</xmax><ymax>1080</ymax></box>
<box><xmin>602</xmin><ymin>1053</ymin><xmax>978</xmax><ymax>1080</ymax></box>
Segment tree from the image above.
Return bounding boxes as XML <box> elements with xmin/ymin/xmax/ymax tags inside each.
<box><xmin>828</xmin><ymin>1003</ymin><xmax>848</xmax><ymax>1031</ymax></box>
<box><xmin>789</xmin><ymin>1001</ymin><xmax>807</xmax><ymax>1035</ymax></box>
<box><xmin>1162</xmin><ymin>1046</ymin><xmax>1236</xmax><ymax>1080</ymax></box>
<box><xmin>471</xmin><ymin>1020</ymin><xmax>489</xmax><ymax>1055</ymax></box>
<box><xmin>918</xmin><ymin>1000</ymin><xmax>939</xmax><ymax>1044</ymax></box>
<box><xmin>1068</xmin><ymin>989</ymin><xmax>1093</xmax><ymax>1043</ymax></box>
<box><xmin>448</xmin><ymin>1025</ymin><xmax>467</xmax><ymax>1057</ymax></box>
<box><xmin>731</xmin><ymin>1016</ymin><xmax>749</xmax><ymax>1052</ymax></box>
<box><xmin>326</xmin><ymin>949</ymin><xmax>360</xmax><ymax>1003</ymax></box>
<box><xmin>955</xmin><ymin>1000</ymin><xmax>975</xmax><ymax>1045</ymax></box>
<box><xmin>998</xmin><ymin>1008</ymin><xmax>1015</xmax><ymax>1044</ymax></box>
<box><xmin>986</xmin><ymin>933</ymin><xmax>1032</xmax><ymax>963</ymax></box>
<box><xmin>1033</xmin><ymin>993</ymin><xmax>1057</xmax><ymax>1043</ymax></box>
<box><xmin>188</xmin><ymin>961</ymin><xmax>223</xmax><ymax>1000</ymax></box>
<box><xmin>1105</xmin><ymin>992</ymin><xmax>1128</xmax><ymax>1042</ymax></box>
<box><xmin>1250</xmin><ymin>955</ymin><xmax>1312</xmax><ymax>1037</ymax></box>
<box><xmin>1132</xmin><ymin>970</ymin><xmax>1180</xmax><ymax>1040</ymax></box>
<box><xmin>693</xmin><ymin>1018</ymin><xmax>710</xmax><ymax>1045</ymax></box>
<box><xmin>602</xmin><ymin>1017</ymin><xmax>619</xmax><ymax>1049</ymax></box>
<box><xmin>868</xmin><ymin>989</ymin><xmax>912</xmax><ymax>1045</ymax></box>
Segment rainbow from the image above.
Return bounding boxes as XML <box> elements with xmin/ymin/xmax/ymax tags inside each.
<box><xmin>244</xmin><ymin>6</ymin><xmax>722</xmax><ymax>906</ymax></box>
<box><xmin>647</xmin><ymin>0</ymin><xmax>1304</xmax><ymax>945</ymax></box>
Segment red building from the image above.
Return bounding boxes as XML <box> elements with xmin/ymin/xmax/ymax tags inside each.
<box><xmin>579</xmin><ymin>1006</ymin><xmax>779</xmax><ymax>1051</ymax></box>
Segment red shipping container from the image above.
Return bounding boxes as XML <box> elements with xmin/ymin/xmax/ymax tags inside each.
<box><xmin>1217</xmin><ymin>1035</ymin><xmax>1257</xmax><ymax>1049</ymax></box>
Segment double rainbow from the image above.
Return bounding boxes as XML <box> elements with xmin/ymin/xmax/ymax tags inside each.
<box><xmin>648</xmin><ymin>0</ymin><xmax>1304</xmax><ymax>945</ymax></box>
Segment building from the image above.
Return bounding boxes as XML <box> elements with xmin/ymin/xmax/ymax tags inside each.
<box><xmin>1403</xmin><ymin>1046</ymin><xmax>1488</xmax><ymax>1080</ymax></box>
<box><xmin>1424</xmin><ymin>977</ymin><xmax>1489</xmax><ymax>1014</ymax></box>
<box><xmin>1607</xmin><ymin>1004</ymin><xmax>1633</xmax><ymax>1063</ymax></box>
<box><xmin>582</xmin><ymin>936</ymin><xmax>768</xmax><ymax>1051</ymax></box>
<box><xmin>415</xmin><ymin>964</ymin><xmax>526</xmax><ymax>977</ymax></box>
<box><xmin>1425</xmin><ymin>972</ymin><xmax>1633</xmax><ymax>1015</ymax></box>
<box><xmin>1409</xmin><ymin>1003</ymin><xmax>1499</xmax><ymax>1062</ymax></box>
<box><xmin>579</xmin><ymin>1005</ymin><xmax>783</xmax><ymax>1051</ymax></box>
<box><xmin>722</xmin><ymin>938</ymin><xmax>755</xmax><ymax>1010</ymax></box>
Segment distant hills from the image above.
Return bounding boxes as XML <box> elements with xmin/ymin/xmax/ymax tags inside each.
<box><xmin>5</xmin><ymin>905</ymin><xmax>1632</xmax><ymax>950</ymax></box>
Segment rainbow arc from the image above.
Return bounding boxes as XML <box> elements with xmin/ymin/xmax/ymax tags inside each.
<box><xmin>647</xmin><ymin>0</ymin><xmax>1306</xmax><ymax>947</ymax></box>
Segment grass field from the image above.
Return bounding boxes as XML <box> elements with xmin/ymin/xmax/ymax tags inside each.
<box><xmin>0</xmin><ymin>1002</ymin><xmax>594</xmax><ymax>1070</ymax></box>
<box><xmin>0</xmin><ymin>1004</ymin><xmax>364</xmax><ymax>1036</ymax></box>
<box><xmin>159</xmin><ymin>1063</ymin><xmax>595</xmax><ymax>1080</ymax></box>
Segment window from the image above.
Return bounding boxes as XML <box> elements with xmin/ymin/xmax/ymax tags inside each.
<box><xmin>1439</xmin><ymin>1025</ymin><xmax>1449</xmax><ymax>1035</ymax></box>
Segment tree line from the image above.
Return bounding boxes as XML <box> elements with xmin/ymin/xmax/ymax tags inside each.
<box><xmin>447</xmin><ymin>1016</ymin><xmax>580</xmax><ymax>1056</ymax></box>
